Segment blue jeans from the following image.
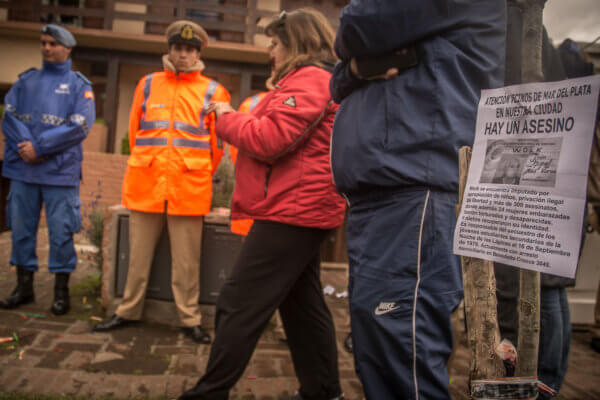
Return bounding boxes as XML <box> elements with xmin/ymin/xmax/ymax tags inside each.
<box><xmin>6</xmin><ymin>180</ymin><xmax>81</xmax><ymax>273</ymax></box>
<box><xmin>538</xmin><ymin>287</ymin><xmax>571</xmax><ymax>399</ymax></box>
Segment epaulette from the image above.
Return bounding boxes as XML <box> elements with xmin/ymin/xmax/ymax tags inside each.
<box><xmin>75</xmin><ymin>71</ymin><xmax>92</xmax><ymax>85</ymax></box>
<box><xmin>18</xmin><ymin>67</ymin><xmax>37</xmax><ymax>79</ymax></box>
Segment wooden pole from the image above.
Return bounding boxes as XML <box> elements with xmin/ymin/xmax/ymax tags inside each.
<box><xmin>514</xmin><ymin>0</ymin><xmax>546</xmax><ymax>378</ymax></box>
<box><xmin>457</xmin><ymin>147</ymin><xmax>505</xmax><ymax>382</ymax></box>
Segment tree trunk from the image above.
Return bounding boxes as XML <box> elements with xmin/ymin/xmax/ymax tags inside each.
<box><xmin>458</xmin><ymin>147</ymin><xmax>505</xmax><ymax>381</ymax></box>
<box><xmin>515</xmin><ymin>0</ymin><xmax>546</xmax><ymax>378</ymax></box>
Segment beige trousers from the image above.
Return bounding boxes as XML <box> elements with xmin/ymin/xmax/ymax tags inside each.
<box><xmin>116</xmin><ymin>210</ymin><xmax>203</xmax><ymax>327</ymax></box>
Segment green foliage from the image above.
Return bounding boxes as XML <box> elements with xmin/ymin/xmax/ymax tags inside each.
<box><xmin>121</xmin><ymin>135</ymin><xmax>130</xmax><ymax>155</ymax></box>
<box><xmin>70</xmin><ymin>273</ymin><xmax>102</xmax><ymax>297</ymax></box>
<box><xmin>69</xmin><ymin>273</ymin><xmax>103</xmax><ymax>321</ymax></box>
<box><xmin>85</xmin><ymin>181</ymin><xmax>104</xmax><ymax>271</ymax></box>
<box><xmin>87</xmin><ymin>208</ymin><xmax>104</xmax><ymax>250</ymax></box>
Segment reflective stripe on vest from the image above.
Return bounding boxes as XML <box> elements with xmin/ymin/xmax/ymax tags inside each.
<box><xmin>173</xmin><ymin>138</ymin><xmax>210</xmax><ymax>149</ymax></box>
<box><xmin>174</xmin><ymin>121</ymin><xmax>207</xmax><ymax>136</ymax></box>
<box><xmin>141</xmin><ymin>73</ymin><xmax>153</xmax><ymax>115</ymax></box>
<box><xmin>169</xmin><ymin>80</ymin><xmax>219</xmax><ymax>137</ymax></box>
<box><xmin>140</xmin><ymin>120</ymin><xmax>169</xmax><ymax>130</ymax></box>
<box><xmin>249</xmin><ymin>94</ymin><xmax>261</xmax><ymax>110</ymax></box>
<box><xmin>202</xmin><ymin>80</ymin><xmax>222</xmax><ymax>147</ymax></box>
<box><xmin>135</xmin><ymin>137</ymin><xmax>168</xmax><ymax>146</ymax></box>
<box><xmin>197</xmin><ymin>80</ymin><xmax>219</xmax><ymax>130</ymax></box>
<box><xmin>139</xmin><ymin>73</ymin><xmax>169</xmax><ymax>131</ymax></box>
<box><xmin>200</xmin><ymin>80</ymin><xmax>219</xmax><ymax>121</ymax></box>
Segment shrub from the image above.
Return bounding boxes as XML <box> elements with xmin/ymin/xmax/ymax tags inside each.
<box><xmin>121</xmin><ymin>135</ymin><xmax>130</xmax><ymax>155</ymax></box>
<box><xmin>85</xmin><ymin>181</ymin><xmax>104</xmax><ymax>271</ymax></box>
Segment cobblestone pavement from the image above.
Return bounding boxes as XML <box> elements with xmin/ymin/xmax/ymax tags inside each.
<box><xmin>1</xmin><ymin>229</ymin><xmax>599</xmax><ymax>399</ymax></box>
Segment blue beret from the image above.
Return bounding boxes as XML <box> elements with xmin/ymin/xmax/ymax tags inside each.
<box><xmin>41</xmin><ymin>24</ymin><xmax>76</xmax><ymax>48</ymax></box>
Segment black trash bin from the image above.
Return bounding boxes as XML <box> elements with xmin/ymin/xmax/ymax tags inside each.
<box><xmin>115</xmin><ymin>214</ymin><xmax>243</xmax><ymax>304</ymax></box>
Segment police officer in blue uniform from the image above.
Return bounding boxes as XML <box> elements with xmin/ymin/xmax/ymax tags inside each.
<box><xmin>329</xmin><ymin>1</ymin><xmax>505</xmax><ymax>399</ymax></box>
<box><xmin>0</xmin><ymin>24</ymin><xmax>95</xmax><ymax>315</ymax></box>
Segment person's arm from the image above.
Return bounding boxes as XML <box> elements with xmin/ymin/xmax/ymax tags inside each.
<box><xmin>329</xmin><ymin>60</ymin><xmax>365</xmax><ymax>104</ymax></box>
<box><xmin>1</xmin><ymin>79</ymin><xmax>36</xmax><ymax>152</ymax></box>
<box><xmin>207</xmin><ymin>84</ymin><xmax>231</xmax><ymax>174</ymax></box>
<box><xmin>336</xmin><ymin>0</ymin><xmax>467</xmax><ymax>60</ymax></box>
<box><xmin>128</xmin><ymin>78</ymin><xmax>145</xmax><ymax>153</ymax></box>
<box><xmin>33</xmin><ymin>83</ymin><xmax>95</xmax><ymax>157</ymax></box>
<box><xmin>216</xmin><ymin>70</ymin><xmax>331</xmax><ymax>163</ymax></box>
<box><xmin>229</xmin><ymin>96</ymin><xmax>254</xmax><ymax>164</ymax></box>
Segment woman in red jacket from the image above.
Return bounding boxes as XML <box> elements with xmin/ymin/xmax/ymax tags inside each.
<box><xmin>178</xmin><ymin>8</ymin><xmax>346</xmax><ymax>400</ymax></box>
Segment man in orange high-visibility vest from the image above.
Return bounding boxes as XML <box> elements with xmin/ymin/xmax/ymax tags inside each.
<box><xmin>93</xmin><ymin>20</ymin><xmax>230</xmax><ymax>343</ymax></box>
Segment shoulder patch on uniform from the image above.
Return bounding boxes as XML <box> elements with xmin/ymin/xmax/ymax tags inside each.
<box><xmin>18</xmin><ymin>67</ymin><xmax>37</xmax><ymax>79</ymax></box>
<box><xmin>282</xmin><ymin>96</ymin><xmax>296</xmax><ymax>108</ymax></box>
<box><xmin>75</xmin><ymin>71</ymin><xmax>91</xmax><ymax>85</ymax></box>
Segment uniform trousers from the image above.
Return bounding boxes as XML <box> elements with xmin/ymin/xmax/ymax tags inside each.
<box><xmin>178</xmin><ymin>220</ymin><xmax>341</xmax><ymax>400</ymax></box>
<box><xmin>7</xmin><ymin>180</ymin><xmax>80</xmax><ymax>273</ymax></box>
<box><xmin>116</xmin><ymin>210</ymin><xmax>203</xmax><ymax>327</ymax></box>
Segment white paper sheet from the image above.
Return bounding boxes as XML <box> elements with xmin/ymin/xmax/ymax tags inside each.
<box><xmin>454</xmin><ymin>75</ymin><xmax>600</xmax><ymax>278</ymax></box>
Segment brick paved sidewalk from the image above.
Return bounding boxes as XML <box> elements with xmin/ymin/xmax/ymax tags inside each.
<box><xmin>0</xmin><ymin>229</ymin><xmax>363</xmax><ymax>399</ymax></box>
<box><xmin>1</xmin><ymin>229</ymin><xmax>599</xmax><ymax>399</ymax></box>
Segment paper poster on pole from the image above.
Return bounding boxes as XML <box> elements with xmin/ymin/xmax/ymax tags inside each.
<box><xmin>454</xmin><ymin>75</ymin><xmax>600</xmax><ymax>278</ymax></box>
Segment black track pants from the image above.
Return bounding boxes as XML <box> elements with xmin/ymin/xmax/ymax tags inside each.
<box><xmin>179</xmin><ymin>220</ymin><xmax>342</xmax><ymax>400</ymax></box>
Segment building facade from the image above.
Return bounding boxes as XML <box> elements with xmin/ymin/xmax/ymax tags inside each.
<box><xmin>0</xmin><ymin>0</ymin><xmax>350</xmax><ymax>261</ymax></box>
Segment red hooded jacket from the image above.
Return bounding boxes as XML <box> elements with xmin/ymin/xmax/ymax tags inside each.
<box><xmin>216</xmin><ymin>65</ymin><xmax>345</xmax><ymax>229</ymax></box>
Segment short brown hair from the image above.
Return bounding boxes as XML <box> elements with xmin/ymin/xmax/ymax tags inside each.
<box><xmin>265</xmin><ymin>8</ymin><xmax>337</xmax><ymax>86</ymax></box>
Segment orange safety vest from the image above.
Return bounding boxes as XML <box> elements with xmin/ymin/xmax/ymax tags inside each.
<box><xmin>122</xmin><ymin>69</ymin><xmax>230</xmax><ymax>215</ymax></box>
<box><xmin>229</xmin><ymin>92</ymin><xmax>267</xmax><ymax>235</ymax></box>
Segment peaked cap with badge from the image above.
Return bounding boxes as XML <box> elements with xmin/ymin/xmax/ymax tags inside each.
<box><xmin>166</xmin><ymin>20</ymin><xmax>209</xmax><ymax>50</ymax></box>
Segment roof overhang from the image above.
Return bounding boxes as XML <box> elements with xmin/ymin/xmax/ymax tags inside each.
<box><xmin>0</xmin><ymin>21</ymin><xmax>270</xmax><ymax>64</ymax></box>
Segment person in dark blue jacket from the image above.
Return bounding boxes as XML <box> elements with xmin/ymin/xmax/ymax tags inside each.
<box><xmin>0</xmin><ymin>24</ymin><xmax>95</xmax><ymax>315</ymax></box>
<box><xmin>329</xmin><ymin>2</ymin><xmax>505</xmax><ymax>399</ymax></box>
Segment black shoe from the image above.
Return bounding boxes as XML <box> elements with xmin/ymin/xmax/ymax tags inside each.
<box><xmin>0</xmin><ymin>267</ymin><xmax>35</xmax><ymax>309</ymax></box>
<box><xmin>182</xmin><ymin>325</ymin><xmax>211</xmax><ymax>344</ymax></box>
<box><xmin>51</xmin><ymin>272</ymin><xmax>70</xmax><ymax>315</ymax></box>
<box><xmin>93</xmin><ymin>315</ymin><xmax>137</xmax><ymax>332</ymax></box>
<box><xmin>344</xmin><ymin>332</ymin><xmax>353</xmax><ymax>353</ymax></box>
